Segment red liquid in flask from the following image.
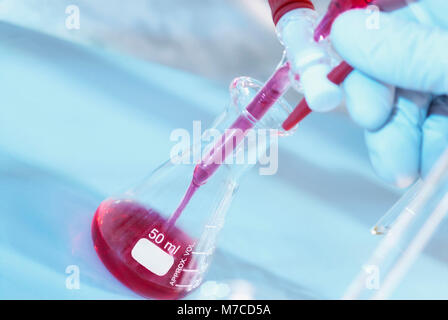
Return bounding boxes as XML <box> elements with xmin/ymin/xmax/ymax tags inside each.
<box><xmin>92</xmin><ymin>64</ymin><xmax>291</xmax><ymax>299</ymax></box>
<box><xmin>92</xmin><ymin>199</ymin><xmax>197</xmax><ymax>299</ymax></box>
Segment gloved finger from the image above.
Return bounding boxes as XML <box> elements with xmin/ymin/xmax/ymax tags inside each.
<box><xmin>421</xmin><ymin>95</ymin><xmax>448</xmax><ymax>177</ymax></box>
<box><xmin>365</xmin><ymin>90</ymin><xmax>432</xmax><ymax>188</ymax></box>
<box><xmin>331</xmin><ymin>9</ymin><xmax>448</xmax><ymax>94</ymax></box>
<box><xmin>390</xmin><ymin>0</ymin><xmax>448</xmax><ymax>28</ymax></box>
<box><xmin>300</xmin><ymin>63</ymin><xmax>343</xmax><ymax>112</ymax></box>
<box><xmin>343</xmin><ymin>70</ymin><xmax>395</xmax><ymax>130</ymax></box>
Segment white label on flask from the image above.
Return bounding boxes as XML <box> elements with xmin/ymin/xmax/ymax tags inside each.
<box><xmin>131</xmin><ymin>238</ymin><xmax>174</xmax><ymax>276</ymax></box>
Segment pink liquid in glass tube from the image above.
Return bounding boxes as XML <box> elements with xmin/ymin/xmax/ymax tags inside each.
<box><xmin>170</xmin><ymin>63</ymin><xmax>291</xmax><ymax>223</ymax></box>
<box><xmin>168</xmin><ymin>181</ymin><xmax>199</xmax><ymax>226</ymax></box>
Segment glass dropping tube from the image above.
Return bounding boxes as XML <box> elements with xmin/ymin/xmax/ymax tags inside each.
<box><xmin>371</xmin><ymin>180</ymin><xmax>423</xmax><ymax>235</ymax></box>
<box><xmin>343</xmin><ymin>147</ymin><xmax>448</xmax><ymax>299</ymax></box>
<box><xmin>169</xmin><ymin>61</ymin><xmax>291</xmax><ymax>225</ymax></box>
<box><xmin>192</xmin><ymin>62</ymin><xmax>291</xmax><ymax>186</ymax></box>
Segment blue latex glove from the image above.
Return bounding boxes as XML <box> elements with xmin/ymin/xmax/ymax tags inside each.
<box><xmin>331</xmin><ymin>0</ymin><xmax>448</xmax><ymax>188</ymax></box>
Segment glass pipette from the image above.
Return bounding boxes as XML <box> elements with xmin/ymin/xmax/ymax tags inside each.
<box><xmin>371</xmin><ymin>180</ymin><xmax>423</xmax><ymax>235</ymax></box>
<box><xmin>169</xmin><ymin>62</ymin><xmax>291</xmax><ymax>225</ymax></box>
<box><xmin>343</xmin><ymin>147</ymin><xmax>448</xmax><ymax>299</ymax></box>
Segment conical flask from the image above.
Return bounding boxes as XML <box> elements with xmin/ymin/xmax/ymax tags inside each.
<box><xmin>91</xmin><ymin>68</ymin><xmax>295</xmax><ymax>300</ymax></box>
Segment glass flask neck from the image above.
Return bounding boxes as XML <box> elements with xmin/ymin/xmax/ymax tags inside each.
<box><xmin>192</xmin><ymin>74</ymin><xmax>294</xmax><ymax>186</ymax></box>
<box><xmin>93</xmin><ymin>69</ymin><xmax>297</xmax><ymax>300</ymax></box>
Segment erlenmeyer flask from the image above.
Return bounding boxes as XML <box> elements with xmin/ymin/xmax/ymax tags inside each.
<box><xmin>91</xmin><ymin>74</ymin><xmax>295</xmax><ymax>300</ymax></box>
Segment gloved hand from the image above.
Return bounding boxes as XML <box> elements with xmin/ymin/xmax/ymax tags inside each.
<box><xmin>330</xmin><ymin>0</ymin><xmax>448</xmax><ymax>188</ymax></box>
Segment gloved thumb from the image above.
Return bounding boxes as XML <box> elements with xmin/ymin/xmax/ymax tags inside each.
<box><xmin>331</xmin><ymin>9</ymin><xmax>448</xmax><ymax>95</ymax></box>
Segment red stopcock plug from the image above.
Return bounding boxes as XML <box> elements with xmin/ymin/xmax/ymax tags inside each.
<box><xmin>282</xmin><ymin>61</ymin><xmax>353</xmax><ymax>131</ymax></box>
<box><xmin>314</xmin><ymin>0</ymin><xmax>374</xmax><ymax>41</ymax></box>
<box><xmin>279</xmin><ymin>0</ymin><xmax>411</xmax><ymax>131</ymax></box>
<box><xmin>315</xmin><ymin>0</ymin><xmax>409</xmax><ymax>40</ymax></box>
<box><xmin>277</xmin><ymin>0</ymin><xmax>371</xmax><ymax>131</ymax></box>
